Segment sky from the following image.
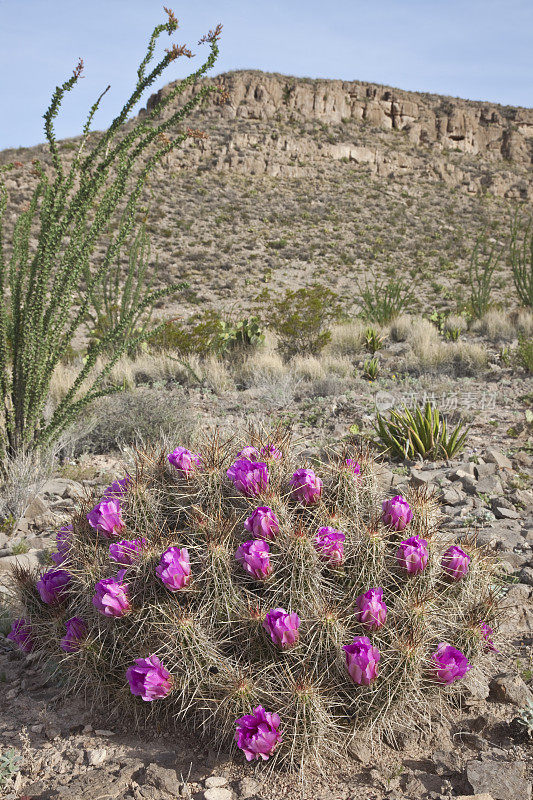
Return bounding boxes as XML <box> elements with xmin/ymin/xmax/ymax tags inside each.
<box><xmin>0</xmin><ymin>0</ymin><xmax>531</xmax><ymax>150</ymax></box>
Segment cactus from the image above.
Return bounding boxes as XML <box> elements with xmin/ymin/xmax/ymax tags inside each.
<box><xmin>9</xmin><ymin>430</ymin><xmax>500</xmax><ymax>772</ymax></box>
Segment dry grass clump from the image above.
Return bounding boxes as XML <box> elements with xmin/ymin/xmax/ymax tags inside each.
<box><xmin>12</xmin><ymin>429</ymin><xmax>500</xmax><ymax>773</ymax></box>
<box><xmin>389</xmin><ymin>316</ymin><xmax>437</xmax><ymax>346</ymax></box>
<box><xmin>327</xmin><ymin>321</ymin><xmax>367</xmax><ymax>356</ymax></box>
<box><xmin>471</xmin><ymin>309</ymin><xmax>533</xmax><ymax>341</ymax></box>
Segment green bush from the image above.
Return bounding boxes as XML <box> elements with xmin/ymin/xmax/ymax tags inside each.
<box><xmin>468</xmin><ymin>234</ymin><xmax>500</xmax><ymax>319</ymax></box>
<box><xmin>151</xmin><ymin>312</ymin><xmax>264</xmax><ymax>356</ymax></box>
<box><xmin>259</xmin><ymin>284</ymin><xmax>343</xmax><ymax>358</ymax></box>
<box><xmin>375</xmin><ymin>401</ymin><xmax>469</xmax><ymax>460</ymax></box>
<box><xmin>510</xmin><ymin>214</ymin><xmax>533</xmax><ymax>308</ymax></box>
<box><xmin>516</xmin><ymin>336</ymin><xmax>533</xmax><ymax>374</ymax></box>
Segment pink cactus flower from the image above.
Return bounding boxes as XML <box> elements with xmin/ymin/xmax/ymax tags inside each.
<box><xmin>314</xmin><ymin>527</ymin><xmax>345</xmax><ymax>565</ymax></box>
<box><xmin>235</xmin><ymin>706</ymin><xmax>282</xmax><ymax>761</ymax></box>
<box><xmin>109</xmin><ymin>538</ymin><xmax>147</xmax><ymax>566</ymax></box>
<box><xmin>60</xmin><ymin>617</ymin><xmax>88</xmax><ymax>653</ymax></box>
<box><xmin>441</xmin><ymin>545</ymin><xmax>470</xmax><ymax>581</ymax></box>
<box><xmin>156</xmin><ymin>547</ymin><xmax>191</xmax><ymax>592</ymax></box>
<box><xmin>235</xmin><ymin>540</ymin><xmax>272</xmax><ymax>580</ymax></box>
<box><xmin>244</xmin><ymin>507</ymin><xmax>280</xmax><ymax>540</ymax></box>
<box><xmin>87</xmin><ymin>498</ymin><xmax>125</xmax><ymax>539</ymax></box>
<box><xmin>36</xmin><ymin>569</ymin><xmax>71</xmax><ymax>605</ymax></box>
<box><xmin>126</xmin><ymin>654</ymin><xmax>173</xmax><ymax>701</ymax></box>
<box><xmin>290</xmin><ymin>468</ymin><xmax>323</xmax><ymax>505</ymax></box>
<box><xmin>237</xmin><ymin>446</ymin><xmax>260</xmax><ymax>459</ymax></box>
<box><xmin>432</xmin><ymin>642</ymin><xmax>471</xmax><ymax>684</ymax></box>
<box><xmin>51</xmin><ymin>525</ymin><xmax>73</xmax><ymax>566</ymax></box>
<box><xmin>92</xmin><ymin>570</ymin><xmax>131</xmax><ymax>617</ymax></box>
<box><xmin>381</xmin><ymin>495</ymin><xmax>413</xmax><ymax>531</ymax></box>
<box><xmin>355</xmin><ymin>587</ymin><xmax>387</xmax><ymax>630</ymax></box>
<box><xmin>345</xmin><ymin>458</ymin><xmax>361</xmax><ymax>477</ymax></box>
<box><xmin>167</xmin><ymin>447</ymin><xmax>203</xmax><ymax>477</ymax></box>
<box><xmin>479</xmin><ymin>621</ymin><xmax>498</xmax><ymax>653</ymax></box>
<box><xmin>260</xmin><ymin>444</ymin><xmax>282</xmax><ymax>461</ymax></box>
<box><xmin>343</xmin><ymin>636</ymin><xmax>380</xmax><ymax>685</ymax></box>
<box><xmin>103</xmin><ymin>475</ymin><xmax>131</xmax><ymax>499</ymax></box>
<box><xmin>262</xmin><ymin>608</ymin><xmax>300</xmax><ymax>648</ymax></box>
<box><xmin>227</xmin><ymin>459</ymin><xmax>269</xmax><ymax>497</ymax></box>
<box><xmin>396</xmin><ymin>535</ymin><xmax>429</xmax><ymax>575</ymax></box>
<box><xmin>7</xmin><ymin>618</ymin><xmax>34</xmax><ymax>653</ymax></box>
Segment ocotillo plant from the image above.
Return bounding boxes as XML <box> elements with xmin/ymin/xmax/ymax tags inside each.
<box><xmin>0</xmin><ymin>9</ymin><xmax>223</xmax><ymax>472</ymax></box>
<box><xmin>9</xmin><ymin>429</ymin><xmax>501</xmax><ymax>772</ymax></box>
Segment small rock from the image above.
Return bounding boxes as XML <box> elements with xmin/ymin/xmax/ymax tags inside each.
<box><xmin>410</xmin><ymin>469</ymin><xmax>435</xmax><ymax>487</ymax></box>
<box><xmin>476</xmin><ymin>476</ymin><xmax>503</xmax><ymax>496</ymax></box>
<box><xmin>519</xmin><ymin>566</ymin><xmax>533</xmax><ymax>586</ymax></box>
<box><xmin>236</xmin><ymin>776</ymin><xmax>262</xmax><ymax>798</ymax></box>
<box><xmin>489</xmin><ymin>673</ymin><xmax>533</xmax><ymax>707</ymax></box>
<box><xmin>86</xmin><ymin>748</ymin><xmax>108</xmax><ymax>766</ymax></box>
<box><xmin>0</xmin><ymin>550</ymin><xmax>42</xmax><ymax>573</ymax></box>
<box><xmin>475</xmin><ymin>462</ymin><xmax>497</xmax><ymax>478</ymax></box>
<box><xmin>22</xmin><ymin>495</ymin><xmax>48</xmax><ymax>522</ymax></box>
<box><xmin>462</xmin><ymin>669</ymin><xmax>490</xmax><ymax>702</ymax></box>
<box><xmin>204</xmin><ymin>789</ymin><xmax>233</xmax><ymax>800</ymax></box>
<box><xmin>205</xmin><ymin>777</ymin><xmax>228</xmax><ymax>789</ymax></box>
<box><xmin>455</xmin><ymin>795</ymin><xmax>496</xmax><ymax>800</ymax></box>
<box><xmin>144</xmin><ymin>763</ymin><xmax>180</xmax><ymax>795</ymax></box>
<box><xmin>484</xmin><ymin>448</ymin><xmax>512</xmax><ymax>470</ymax></box>
<box><xmin>467</xmin><ymin>759</ymin><xmax>531</xmax><ymax>800</ymax></box>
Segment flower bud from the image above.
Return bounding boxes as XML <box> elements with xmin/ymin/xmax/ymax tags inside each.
<box><xmin>382</xmin><ymin>495</ymin><xmax>413</xmax><ymax>531</ymax></box>
<box><xmin>396</xmin><ymin>535</ymin><xmax>429</xmax><ymax>575</ymax></box>
<box><xmin>167</xmin><ymin>447</ymin><xmax>203</xmax><ymax>477</ymax></box>
<box><xmin>60</xmin><ymin>617</ymin><xmax>88</xmax><ymax>653</ymax></box>
<box><xmin>343</xmin><ymin>636</ymin><xmax>380</xmax><ymax>685</ymax></box>
<box><xmin>235</xmin><ymin>540</ymin><xmax>272</xmax><ymax>580</ymax></box>
<box><xmin>36</xmin><ymin>569</ymin><xmax>71</xmax><ymax>605</ymax></box>
<box><xmin>7</xmin><ymin>618</ymin><xmax>33</xmax><ymax>653</ymax></box>
<box><xmin>355</xmin><ymin>587</ymin><xmax>387</xmax><ymax>630</ymax></box>
<box><xmin>227</xmin><ymin>459</ymin><xmax>268</xmax><ymax>497</ymax></box>
<box><xmin>314</xmin><ymin>527</ymin><xmax>345</xmax><ymax>565</ymax></box>
<box><xmin>87</xmin><ymin>499</ymin><xmax>125</xmax><ymax>539</ymax></box>
<box><xmin>441</xmin><ymin>545</ymin><xmax>470</xmax><ymax>581</ymax></box>
<box><xmin>262</xmin><ymin>608</ymin><xmax>300</xmax><ymax>648</ymax></box>
<box><xmin>244</xmin><ymin>507</ymin><xmax>279</xmax><ymax>540</ymax></box>
<box><xmin>235</xmin><ymin>706</ymin><xmax>282</xmax><ymax>761</ymax></box>
<box><xmin>92</xmin><ymin>570</ymin><xmax>131</xmax><ymax>617</ymax></box>
<box><xmin>156</xmin><ymin>547</ymin><xmax>191</xmax><ymax>591</ymax></box>
<box><xmin>432</xmin><ymin>642</ymin><xmax>471</xmax><ymax>684</ymax></box>
<box><xmin>126</xmin><ymin>654</ymin><xmax>173</xmax><ymax>701</ymax></box>
<box><xmin>290</xmin><ymin>468</ymin><xmax>323</xmax><ymax>505</ymax></box>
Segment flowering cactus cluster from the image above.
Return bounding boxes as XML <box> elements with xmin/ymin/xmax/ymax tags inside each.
<box><xmin>9</xmin><ymin>431</ymin><xmax>500</xmax><ymax>771</ymax></box>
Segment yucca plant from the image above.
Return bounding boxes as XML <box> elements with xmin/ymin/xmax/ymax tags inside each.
<box><xmin>375</xmin><ymin>402</ymin><xmax>469</xmax><ymax>460</ymax></box>
<box><xmin>0</xmin><ymin>10</ymin><xmax>223</xmax><ymax>473</ymax></box>
<box><xmin>363</xmin><ymin>357</ymin><xmax>380</xmax><ymax>381</ymax></box>
<box><xmin>510</xmin><ymin>213</ymin><xmax>533</xmax><ymax>308</ymax></box>
<box><xmin>8</xmin><ymin>429</ymin><xmax>500</xmax><ymax>773</ymax></box>
<box><xmin>364</xmin><ymin>327</ymin><xmax>384</xmax><ymax>354</ymax></box>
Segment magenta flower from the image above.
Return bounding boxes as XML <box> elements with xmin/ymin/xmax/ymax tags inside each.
<box><xmin>479</xmin><ymin>621</ymin><xmax>498</xmax><ymax>653</ymax></box>
<box><xmin>6</xmin><ymin>618</ymin><xmax>33</xmax><ymax>653</ymax></box>
<box><xmin>235</xmin><ymin>706</ymin><xmax>282</xmax><ymax>761</ymax></box>
<box><xmin>36</xmin><ymin>569</ymin><xmax>71</xmax><ymax>605</ymax></box>
<box><xmin>156</xmin><ymin>547</ymin><xmax>191</xmax><ymax>592</ymax></box>
<box><xmin>244</xmin><ymin>507</ymin><xmax>280</xmax><ymax>540</ymax></box>
<box><xmin>263</xmin><ymin>608</ymin><xmax>300</xmax><ymax>648</ymax></box>
<box><xmin>355</xmin><ymin>588</ymin><xmax>387</xmax><ymax>630</ymax></box>
<box><xmin>60</xmin><ymin>617</ymin><xmax>88</xmax><ymax>653</ymax></box>
<box><xmin>290</xmin><ymin>468</ymin><xmax>323</xmax><ymax>505</ymax></box>
<box><xmin>237</xmin><ymin>446</ymin><xmax>259</xmax><ymax>459</ymax></box>
<box><xmin>396</xmin><ymin>535</ymin><xmax>429</xmax><ymax>575</ymax></box>
<box><xmin>227</xmin><ymin>459</ymin><xmax>269</xmax><ymax>497</ymax></box>
<box><xmin>235</xmin><ymin>540</ymin><xmax>272</xmax><ymax>580</ymax></box>
<box><xmin>126</xmin><ymin>654</ymin><xmax>173</xmax><ymax>701</ymax></box>
<box><xmin>441</xmin><ymin>545</ymin><xmax>470</xmax><ymax>581</ymax></box>
<box><xmin>167</xmin><ymin>447</ymin><xmax>203</xmax><ymax>477</ymax></box>
<box><xmin>51</xmin><ymin>525</ymin><xmax>73</xmax><ymax>566</ymax></box>
<box><xmin>103</xmin><ymin>475</ymin><xmax>131</xmax><ymax>499</ymax></box>
<box><xmin>381</xmin><ymin>495</ymin><xmax>413</xmax><ymax>531</ymax></box>
<box><xmin>431</xmin><ymin>642</ymin><xmax>471</xmax><ymax>684</ymax></box>
<box><xmin>345</xmin><ymin>458</ymin><xmax>361</xmax><ymax>477</ymax></box>
<box><xmin>260</xmin><ymin>444</ymin><xmax>282</xmax><ymax>461</ymax></box>
<box><xmin>109</xmin><ymin>538</ymin><xmax>147</xmax><ymax>566</ymax></box>
<box><xmin>87</xmin><ymin>498</ymin><xmax>125</xmax><ymax>539</ymax></box>
<box><xmin>314</xmin><ymin>526</ymin><xmax>345</xmax><ymax>565</ymax></box>
<box><xmin>343</xmin><ymin>636</ymin><xmax>380</xmax><ymax>685</ymax></box>
<box><xmin>92</xmin><ymin>570</ymin><xmax>131</xmax><ymax>617</ymax></box>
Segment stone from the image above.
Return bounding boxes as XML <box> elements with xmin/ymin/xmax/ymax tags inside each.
<box><xmin>236</xmin><ymin>777</ymin><xmax>262</xmax><ymax>798</ymax></box>
<box><xmin>466</xmin><ymin>759</ymin><xmax>531</xmax><ymax>800</ymax></box>
<box><xmin>476</xmin><ymin>476</ymin><xmax>503</xmax><ymax>496</ymax></box>
<box><xmin>347</xmin><ymin>736</ymin><xmax>373</xmax><ymax>764</ymax></box>
<box><xmin>455</xmin><ymin>795</ymin><xmax>496</xmax><ymax>800</ymax></box>
<box><xmin>0</xmin><ymin>550</ymin><xmax>42</xmax><ymax>573</ymax></box>
<box><xmin>204</xmin><ymin>789</ymin><xmax>233</xmax><ymax>800</ymax></box>
<box><xmin>86</xmin><ymin>748</ymin><xmax>108</xmax><ymax>766</ymax></box>
<box><xmin>22</xmin><ymin>495</ymin><xmax>48</xmax><ymax>522</ymax></box>
<box><xmin>462</xmin><ymin>669</ymin><xmax>490</xmax><ymax>702</ymax></box>
<box><xmin>519</xmin><ymin>566</ymin><xmax>533</xmax><ymax>586</ymax></box>
<box><xmin>144</xmin><ymin>763</ymin><xmax>180</xmax><ymax>795</ymax></box>
<box><xmin>491</xmin><ymin>505</ymin><xmax>520</xmax><ymax>520</ymax></box>
<box><xmin>483</xmin><ymin>448</ymin><xmax>512</xmax><ymax>470</ymax></box>
<box><xmin>489</xmin><ymin>673</ymin><xmax>533</xmax><ymax>707</ymax></box>
<box><xmin>410</xmin><ymin>469</ymin><xmax>435</xmax><ymax>487</ymax></box>
<box><xmin>205</xmin><ymin>777</ymin><xmax>228</xmax><ymax>789</ymax></box>
<box><xmin>475</xmin><ymin>462</ymin><xmax>497</xmax><ymax>478</ymax></box>
<box><xmin>442</xmin><ymin>486</ymin><xmax>467</xmax><ymax>505</ymax></box>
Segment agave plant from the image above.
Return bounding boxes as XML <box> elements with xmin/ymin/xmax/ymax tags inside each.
<box><xmin>375</xmin><ymin>402</ymin><xmax>469</xmax><ymax>461</ymax></box>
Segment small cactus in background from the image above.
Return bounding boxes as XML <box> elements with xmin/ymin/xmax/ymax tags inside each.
<box><xmin>9</xmin><ymin>430</ymin><xmax>501</xmax><ymax>772</ymax></box>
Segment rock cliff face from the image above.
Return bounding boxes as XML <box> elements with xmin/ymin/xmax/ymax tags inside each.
<box><xmin>143</xmin><ymin>70</ymin><xmax>532</xmax><ymax>199</ymax></box>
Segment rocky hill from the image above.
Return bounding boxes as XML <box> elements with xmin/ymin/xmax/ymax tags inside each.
<box><xmin>1</xmin><ymin>71</ymin><xmax>532</xmax><ymax>317</ymax></box>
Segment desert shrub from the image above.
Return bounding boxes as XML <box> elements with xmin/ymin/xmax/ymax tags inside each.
<box><xmin>509</xmin><ymin>213</ymin><xmax>533</xmax><ymax>308</ymax></box>
<box><xmin>468</xmin><ymin>234</ymin><xmax>500</xmax><ymax>319</ymax></box>
<box><xmin>73</xmin><ymin>388</ymin><xmax>196</xmax><ymax>454</ymax></box>
<box><xmin>375</xmin><ymin>402</ymin><xmax>469</xmax><ymax>460</ymax></box>
<box><xmin>0</xmin><ymin>11</ymin><xmax>223</xmax><ymax>470</ymax></box>
<box><xmin>9</xmin><ymin>430</ymin><xmax>500</xmax><ymax>772</ymax></box>
<box><xmin>516</xmin><ymin>336</ymin><xmax>533</xmax><ymax>374</ymax></box>
<box><xmin>258</xmin><ymin>284</ymin><xmax>343</xmax><ymax>358</ymax></box>
<box><xmin>327</xmin><ymin>321</ymin><xmax>366</xmax><ymax>356</ymax></box>
<box><xmin>364</xmin><ymin>327</ymin><xmax>384</xmax><ymax>354</ymax></box>
<box><xmin>359</xmin><ymin>278</ymin><xmax>414</xmax><ymax>325</ymax></box>
<box><xmin>151</xmin><ymin>313</ymin><xmax>264</xmax><ymax>357</ymax></box>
